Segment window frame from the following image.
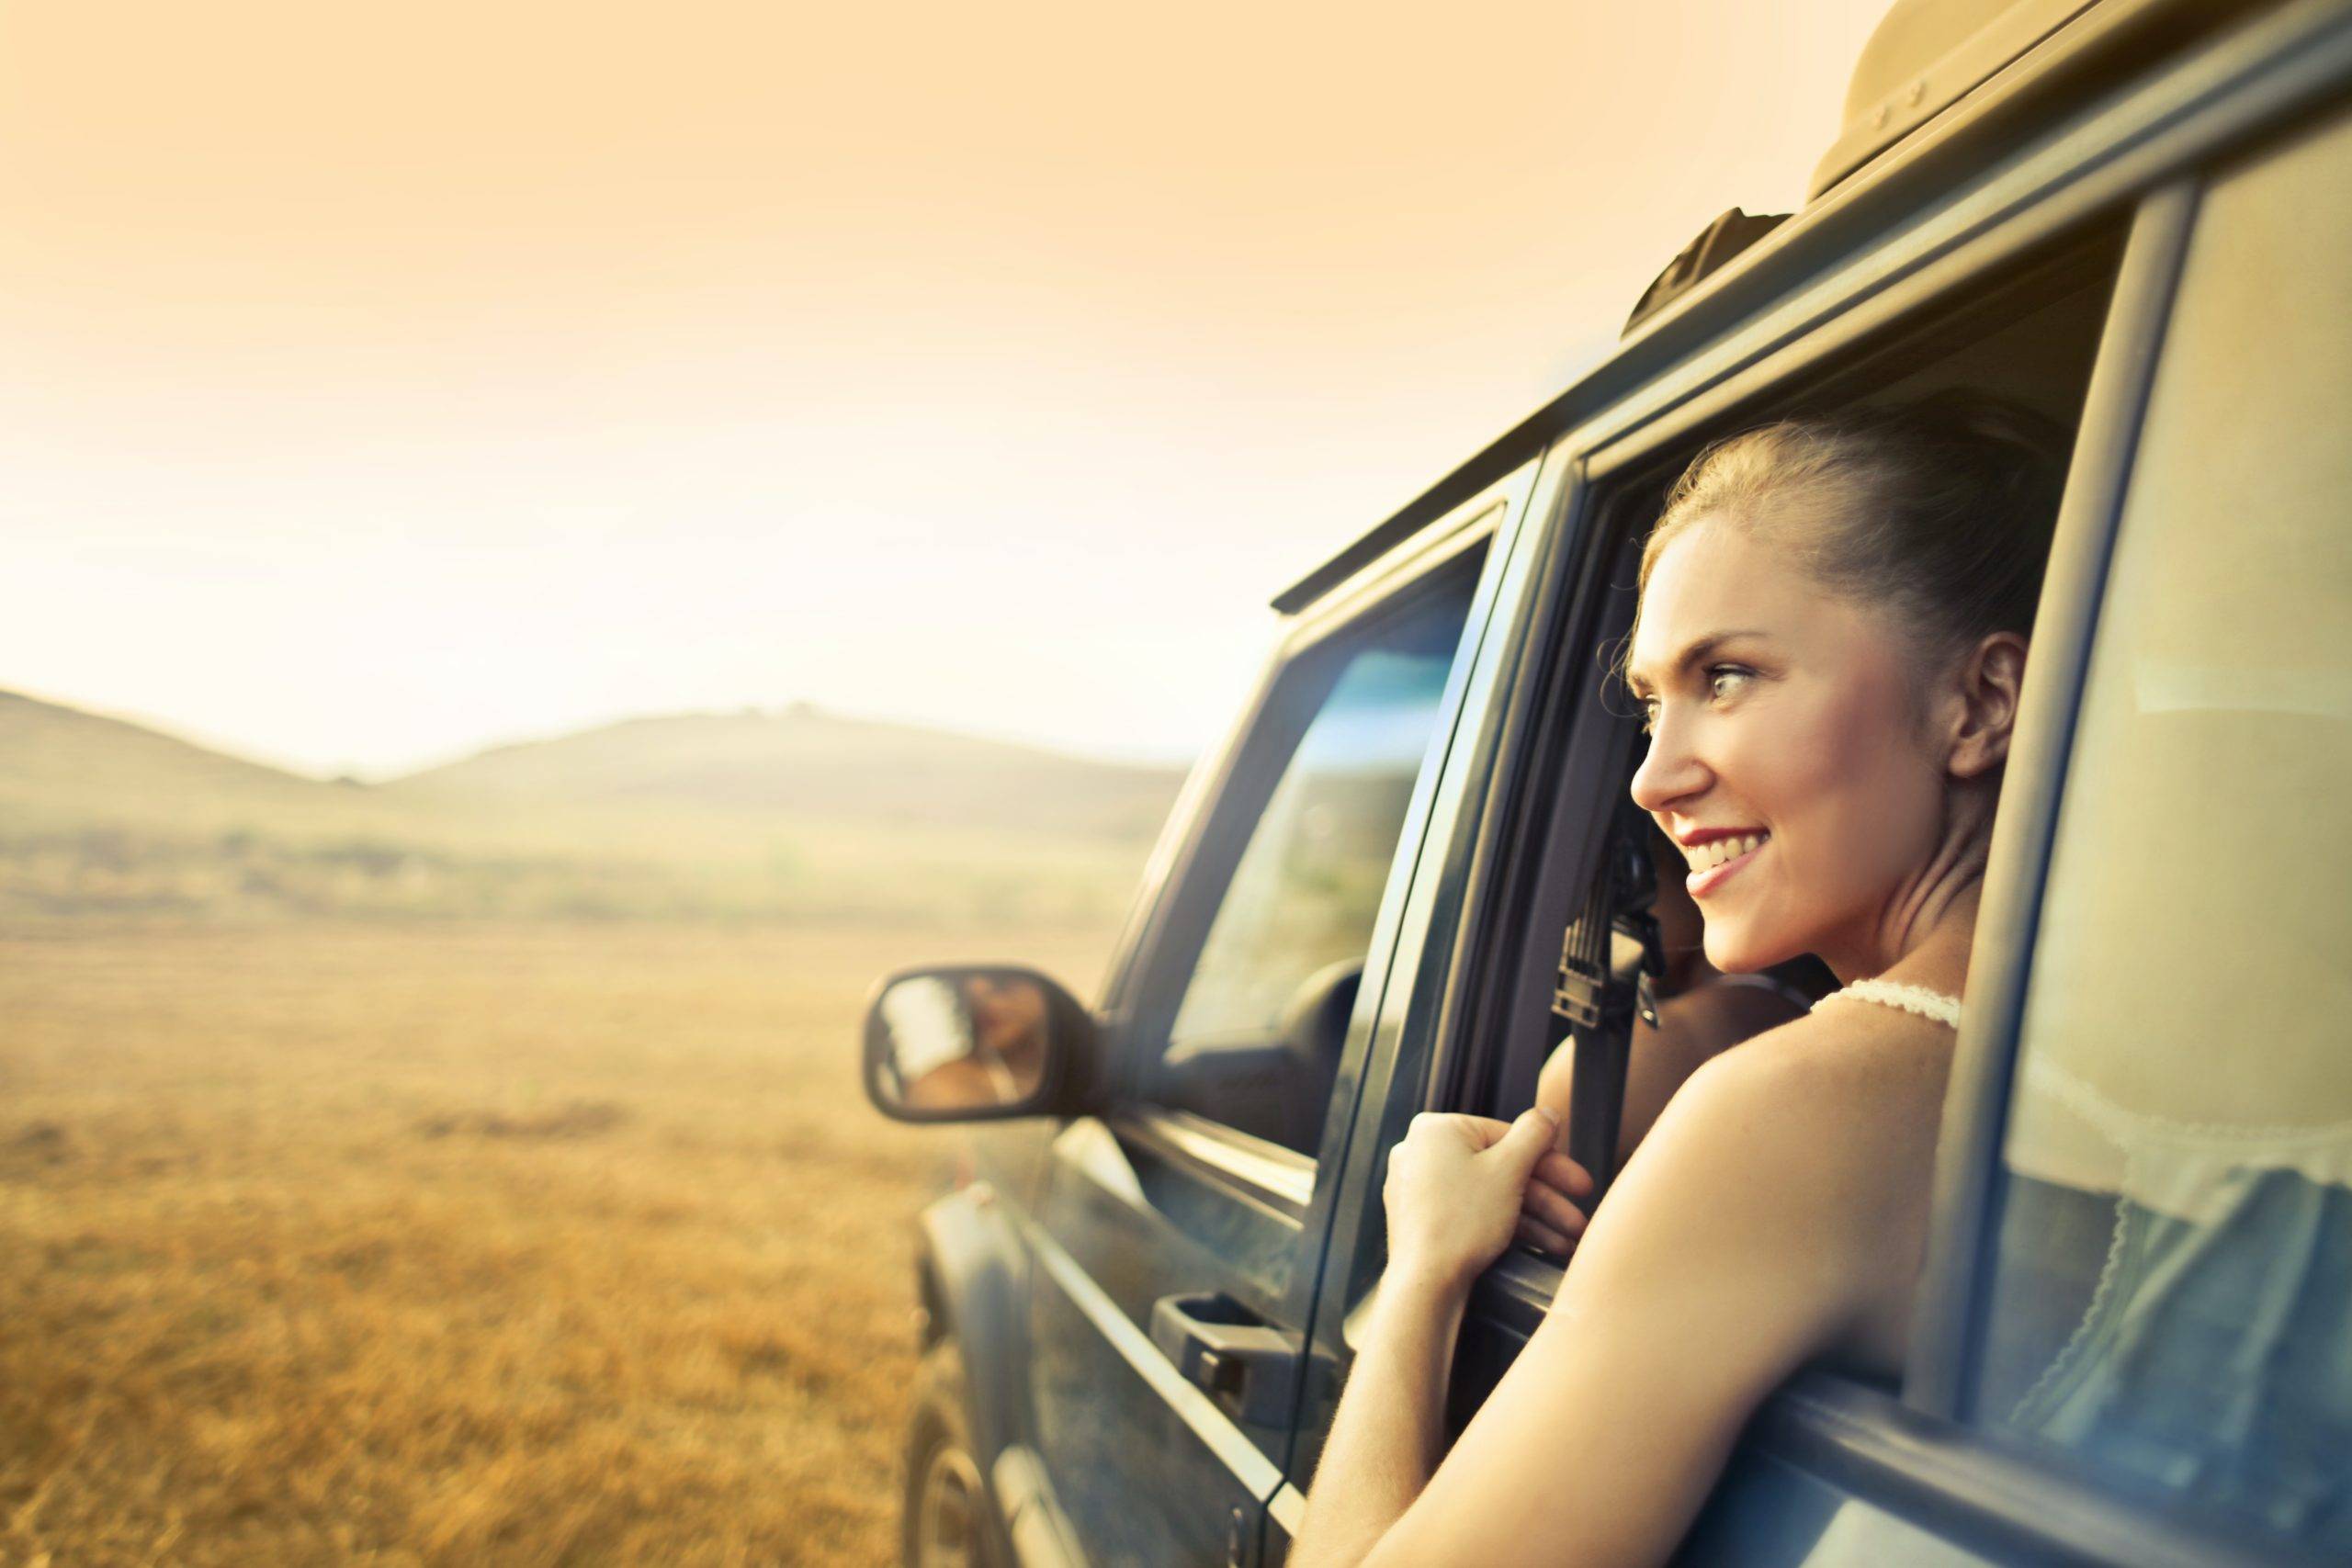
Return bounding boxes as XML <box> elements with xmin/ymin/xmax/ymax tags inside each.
<box><xmin>1904</xmin><ymin>177</ymin><xmax>2199</xmax><ymax>1419</ymax></box>
<box><xmin>1093</xmin><ymin>466</ymin><xmax>1537</xmax><ymax>1182</ymax></box>
<box><xmin>1446</xmin><ymin>188</ymin><xmax>2283</xmax><ymax>1562</ymax></box>
<box><xmin>1158</xmin><ymin>575</ymin><xmax>1487</xmax><ymax>1077</ymax></box>
<box><xmin>1439</xmin><ymin>208</ymin><xmax>2139</xmax><ymax>1352</ymax></box>
<box><xmin>1440</xmin><ymin>208</ymin><xmax>2138</xmax><ymax>1235</ymax></box>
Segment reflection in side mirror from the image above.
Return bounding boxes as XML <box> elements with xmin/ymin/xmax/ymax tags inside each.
<box><xmin>862</xmin><ymin>964</ymin><xmax>1091</xmax><ymax>1122</ymax></box>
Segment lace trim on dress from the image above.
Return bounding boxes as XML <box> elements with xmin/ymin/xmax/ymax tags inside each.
<box><xmin>2025</xmin><ymin>1054</ymin><xmax>2352</xmax><ymax>1153</ymax></box>
<box><xmin>2005</xmin><ymin>1187</ymin><xmax>2136</xmax><ymax>1427</ymax></box>
<box><xmin>1812</xmin><ymin>977</ymin><xmax>1962</xmax><ymax>1030</ymax></box>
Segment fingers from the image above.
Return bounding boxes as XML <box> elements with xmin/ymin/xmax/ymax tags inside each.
<box><xmin>1492</xmin><ymin>1108</ymin><xmax>1558</xmax><ymax>1175</ymax></box>
<box><xmin>1521</xmin><ymin>1181</ymin><xmax>1588</xmax><ymax>1239</ymax></box>
<box><xmin>1515</xmin><ymin>1216</ymin><xmax>1575</xmax><ymax>1258</ymax></box>
<box><xmin>1533</xmin><ymin>1149</ymin><xmax>1595</xmax><ymax>1198</ymax></box>
<box><xmin>1408</xmin><ymin>1111</ymin><xmax>1505</xmax><ymax>1155</ymax></box>
<box><xmin>1447</xmin><ymin>1112</ymin><xmax>1516</xmax><ymax>1150</ymax></box>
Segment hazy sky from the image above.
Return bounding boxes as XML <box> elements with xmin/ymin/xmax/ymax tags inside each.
<box><xmin>0</xmin><ymin>1</ymin><xmax>1893</xmax><ymax>778</ymax></box>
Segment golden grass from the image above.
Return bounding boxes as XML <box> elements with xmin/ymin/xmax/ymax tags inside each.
<box><xmin>0</xmin><ymin>919</ymin><xmax>1119</xmax><ymax>1566</ymax></box>
<box><xmin>0</xmin><ymin>801</ymin><xmax>1154</xmax><ymax>927</ymax></box>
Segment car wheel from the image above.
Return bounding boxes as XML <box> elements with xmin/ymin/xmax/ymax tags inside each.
<box><xmin>903</xmin><ymin>1341</ymin><xmax>1002</xmax><ymax>1568</ymax></box>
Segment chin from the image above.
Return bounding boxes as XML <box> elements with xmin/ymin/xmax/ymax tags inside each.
<box><xmin>1701</xmin><ymin>918</ymin><xmax>1804</xmax><ymax>976</ymax></box>
<box><xmin>1700</xmin><ymin>924</ymin><xmax>1753</xmax><ymax>974</ymax></box>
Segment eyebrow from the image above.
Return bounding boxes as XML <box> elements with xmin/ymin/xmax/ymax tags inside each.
<box><xmin>1624</xmin><ymin>628</ymin><xmax>1770</xmax><ymax>697</ymax></box>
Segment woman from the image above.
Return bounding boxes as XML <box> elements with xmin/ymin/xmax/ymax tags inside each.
<box><xmin>1292</xmin><ymin>395</ymin><xmax>2063</xmax><ymax>1566</ymax></box>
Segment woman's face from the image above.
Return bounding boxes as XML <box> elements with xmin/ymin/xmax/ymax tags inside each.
<box><xmin>1625</xmin><ymin>514</ymin><xmax>1949</xmax><ymax>975</ymax></box>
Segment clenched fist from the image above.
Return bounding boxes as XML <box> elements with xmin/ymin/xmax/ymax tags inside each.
<box><xmin>1384</xmin><ymin>1109</ymin><xmax>1593</xmax><ymax>1293</ymax></box>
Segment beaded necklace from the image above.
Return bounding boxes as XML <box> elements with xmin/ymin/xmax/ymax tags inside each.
<box><xmin>1814</xmin><ymin>976</ymin><xmax>1963</xmax><ymax>1030</ymax></box>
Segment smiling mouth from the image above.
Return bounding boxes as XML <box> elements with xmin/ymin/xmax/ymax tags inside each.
<box><xmin>1683</xmin><ymin>831</ymin><xmax>1768</xmax><ymax>897</ymax></box>
<box><xmin>1679</xmin><ymin>830</ymin><xmax>1768</xmax><ymax>871</ymax></box>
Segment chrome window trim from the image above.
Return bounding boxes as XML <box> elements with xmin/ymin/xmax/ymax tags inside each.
<box><xmin>1277</xmin><ymin>491</ymin><xmax>1506</xmax><ymax>623</ymax></box>
<box><xmin>1747</xmin><ymin>1373</ymin><xmax>2340</xmax><ymax>1568</ymax></box>
<box><xmin>1283</xmin><ymin>499</ymin><xmax>1504</xmax><ymax>653</ymax></box>
<box><xmin>1128</xmin><ymin>1107</ymin><xmax>1317</xmax><ymax>1217</ymax></box>
<box><xmin>1266</xmin><ymin>1481</ymin><xmax>1307</xmax><ymax>1547</ymax></box>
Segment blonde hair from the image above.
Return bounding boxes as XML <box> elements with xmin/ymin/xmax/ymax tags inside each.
<box><xmin>1633</xmin><ymin>390</ymin><xmax>2069</xmax><ymax>676</ymax></box>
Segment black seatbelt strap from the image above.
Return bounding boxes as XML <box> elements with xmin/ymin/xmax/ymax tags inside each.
<box><xmin>1551</xmin><ymin>798</ymin><xmax>1664</xmax><ymax>1199</ymax></box>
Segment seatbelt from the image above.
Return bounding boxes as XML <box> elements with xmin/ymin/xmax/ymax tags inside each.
<box><xmin>1550</xmin><ymin>798</ymin><xmax>1664</xmax><ymax>1200</ymax></box>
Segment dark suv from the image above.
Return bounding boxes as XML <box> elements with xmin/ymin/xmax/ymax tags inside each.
<box><xmin>861</xmin><ymin>2</ymin><xmax>2352</xmax><ymax>1562</ymax></box>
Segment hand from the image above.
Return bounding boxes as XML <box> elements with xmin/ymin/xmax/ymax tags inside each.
<box><xmin>1383</xmin><ymin>1109</ymin><xmax>1592</xmax><ymax>1293</ymax></box>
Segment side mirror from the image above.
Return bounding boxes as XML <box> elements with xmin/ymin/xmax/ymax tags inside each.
<box><xmin>861</xmin><ymin>964</ymin><xmax>1097</xmax><ymax>1122</ymax></box>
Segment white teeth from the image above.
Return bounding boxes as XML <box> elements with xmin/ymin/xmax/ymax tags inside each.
<box><xmin>1686</xmin><ymin>832</ymin><xmax>1767</xmax><ymax>871</ymax></box>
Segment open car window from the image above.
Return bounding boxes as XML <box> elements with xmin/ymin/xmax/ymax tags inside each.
<box><xmin>1141</xmin><ymin>558</ymin><xmax>1482</xmax><ymax>1156</ymax></box>
<box><xmin>1473</xmin><ymin>234</ymin><xmax>2121</xmax><ymax>1186</ymax></box>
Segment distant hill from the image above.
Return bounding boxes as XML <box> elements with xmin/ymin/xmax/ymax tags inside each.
<box><xmin>389</xmin><ymin>705</ymin><xmax>1185</xmax><ymax>841</ymax></box>
<box><xmin>0</xmin><ymin>690</ymin><xmax>1182</xmax><ymax>922</ymax></box>
<box><xmin>0</xmin><ymin>688</ymin><xmax>349</xmax><ymax>829</ymax></box>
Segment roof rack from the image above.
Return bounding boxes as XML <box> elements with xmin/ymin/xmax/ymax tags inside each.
<box><xmin>1808</xmin><ymin>0</ymin><xmax>2250</xmax><ymax>197</ymax></box>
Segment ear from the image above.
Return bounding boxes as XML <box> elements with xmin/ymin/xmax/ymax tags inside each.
<box><xmin>1943</xmin><ymin>631</ymin><xmax>2028</xmax><ymax>779</ymax></box>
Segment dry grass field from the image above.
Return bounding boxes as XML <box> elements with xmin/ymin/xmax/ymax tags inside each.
<box><xmin>0</xmin><ymin>917</ymin><xmax>1120</xmax><ymax>1566</ymax></box>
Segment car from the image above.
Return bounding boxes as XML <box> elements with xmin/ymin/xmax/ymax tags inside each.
<box><xmin>859</xmin><ymin>1</ymin><xmax>2352</xmax><ymax>1562</ymax></box>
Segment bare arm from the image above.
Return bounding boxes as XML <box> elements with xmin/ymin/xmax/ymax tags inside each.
<box><xmin>1287</xmin><ymin>1268</ymin><xmax>1468</xmax><ymax>1568</ymax></box>
<box><xmin>1293</xmin><ymin>1110</ymin><xmax>1589</xmax><ymax>1568</ymax></box>
<box><xmin>1305</xmin><ymin>1032</ymin><xmax>1911</xmax><ymax>1568</ymax></box>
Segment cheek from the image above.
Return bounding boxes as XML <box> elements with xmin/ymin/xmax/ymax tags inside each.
<box><xmin>1713</xmin><ymin>686</ymin><xmax>1868</xmax><ymax>819</ymax></box>
<box><xmin>1777</xmin><ymin>680</ymin><xmax>1940</xmax><ymax>869</ymax></box>
<box><xmin>1724</xmin><ymin>678</ymin><xmax>1932</xmax><ymax>884</ymax></box>
<box><xmin>1692</xmin><ymin>671</ymin><xmax>1940</xmax><ymax>969</ymax></box>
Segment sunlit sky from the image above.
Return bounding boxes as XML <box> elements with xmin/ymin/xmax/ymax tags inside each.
<box><xmin>0</xmin><ymin>1</ymin><xmax>1893</xmax><ymax>778</ymax></box>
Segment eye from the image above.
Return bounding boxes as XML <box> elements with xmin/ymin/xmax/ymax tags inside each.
<box><xmin>1707</xmin><ymin>665</ymin><xmax>1754</xmax><ymax>702</ymax></box>
<box><xmin>1637</xmin><ymin>694</ymin><xmax>1659</xmax><ymax>735</ymax></box>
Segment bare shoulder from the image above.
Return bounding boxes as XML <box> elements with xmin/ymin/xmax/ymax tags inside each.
<box><xmin>1592</xmin><ymin>1002</ymin><xmax>1956</xmax><ymax>1300</ymax></box>
<box><xmin>1697</xmin><ymin>996</ymin><xmax>1957</xmax><ymax>1109</ymax></box>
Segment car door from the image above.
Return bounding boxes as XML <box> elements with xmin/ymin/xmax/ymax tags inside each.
<box><xmin>1013</xmin><ymin>468</ymin><xmax>1536</xmax><ymax>1568</ymax></box>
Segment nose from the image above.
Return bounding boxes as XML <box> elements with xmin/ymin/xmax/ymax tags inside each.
<box><xmin>1628</xmin><ymin>709</ymin><xmax>1710</xmax><ymax>816</ymax></box>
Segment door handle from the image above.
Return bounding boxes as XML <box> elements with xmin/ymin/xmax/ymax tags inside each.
<box><xmin>1149</xmin><ymin>1292</ymin><xmax>1302</xmax><ymax>1427</ymax></box>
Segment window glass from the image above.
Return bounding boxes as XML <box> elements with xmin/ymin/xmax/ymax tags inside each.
<box><xmin>1975</xmin><ymin>109</ymin><xmax>2352</xmax><ymax>1551</ymax></box>
<box><xmin>1149</xmin><ymin>567</ymin><xmax>1476</xmax><ymax>1156</ymax></box>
